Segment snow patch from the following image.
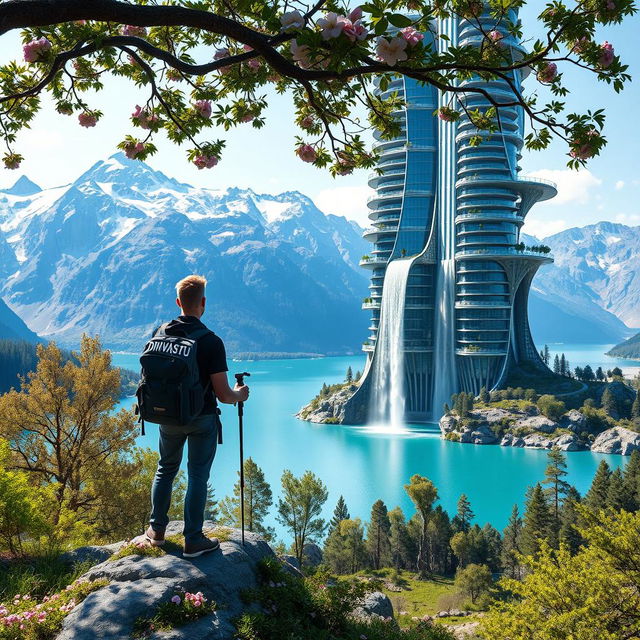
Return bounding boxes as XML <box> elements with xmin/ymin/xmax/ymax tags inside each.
<box><xmin>605</xmin><ymin>235</ymin><xmax>621</xmax><ymax>246</ymax></box>
<box><xmin>254</xmin><ymin>198</ymin><xmax>291</xmax><ymax>224</ymax></box>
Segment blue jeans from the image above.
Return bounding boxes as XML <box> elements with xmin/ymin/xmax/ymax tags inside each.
<box><xmin>149</xmin><ymin>413</ymin><xmax>218</xmax><ymax>543</ymax></box>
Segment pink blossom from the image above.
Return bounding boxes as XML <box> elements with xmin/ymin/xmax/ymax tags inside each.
<box><xmin>240</xmin><ymin>114</ymin><xmax>254</xmax><ymax>122</ymax></box>
<box><xmin>193</xmin><ymin>599</ymin><xmax>202</xmax><ymax>607</ymax></box>
<box><xmin>317</xmin><ymin>12</ymin><xmax>349</xmax><ymax>40</ymax></box>
<box><xmin>124</xmin><ymin>141</ymin><xmax>145</xmax><ymax>159</ymax></box>
<box><xmin>280</xmin><ymin>10</ymin><xmax>305</xmax><ymax>31</ymax></box>
<box><xmin>247</xmin><ymin>58</ymin><xmax>261</xmax><ymax>71</ymax></box>
<box><xmin>349</xmin><ymin>7</ymin><xmax>363</xmax><ymax>22</ymax></box>
<box><xmin>132</xmin><ymin>105</ymin><xmax>158</xmax><ymax>129</ymax></box>
<box><xmin>569</xmin><ymin>143</ymin><xmax>594</xmax><ymax>160</ymax></box>
<box><xmin>400</xmin><ymin>26</ymin><xmax>424</xmax><ymax>47</ymax></box>
<box><xmin>598</xmin><ymin>41</ymin><xmax>615</xmax><ymax>68</ymax></box>
<box><xmin>537</xmin><ymin>62</ymin><xmax>558</xmax><ymax>83</ymax></box>
<box><xmin>214</xmin><ymin>48</ymin><xmax>232</xmax><ymax>75</ymax></box>
<box><xmin>572</xmin><ymin>37</ymin><xmax>590</xmax><ymax>54</ymax></box>
<box><xmin>438</xmin><ymin>107</ymin><xmax>458</xmax><ymax>122</ymax></box>
<box><xmin>343</xmin><ymin>21</ymin><xmax>368</xmax><ymax>42</ymax></box>
<box><xmin>487</xmin><ymin>30</ymin><xmax>503</xmax><ymax>44</ymax></box>
<box><xmin>193</xmin><ymin>154</ymin><xmax>219</xmax><ymax>169</ymax></box>
<box><xmin>291</xmin><ymin>40</ymin><xmax>312</xmax><ymax>69</ymax></box>
<box><xmin>171</xmin><ymin>595</ymin><xmax>181</xmax><ymax>604</ymax></box>
<box><xmin>194</xmin><ymin>100</ymin><xmax>212</xmax><ymax>119</ymax></box>
<box><xmin>375</xmin><ymin>36</ymin><xmax>408</xmax><ymax>66</ymax></box>
<box><xmin>300</xmin><ymin>115</ymin><xmax>314</xmax><ymax>129</ymax></box>
<box><xmin>121</xmin><ymin>25</ymin><xmax>147</xmax><ymax>37</ymax></box>
<box><xmin>78</xmin><ymin>112</ymin><xmax>97</xmax><ymax>128</ymax></box>
<box><xmin>296</xmin><ymin>144</ymin><xmax>317</xmax><ymax>163</ymax></box>
<box><xmin>23</xmin><ymin>37</ymin><xmax>51</xmax><ymax>63</ymax></box>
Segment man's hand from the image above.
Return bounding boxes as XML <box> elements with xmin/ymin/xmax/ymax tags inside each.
<box><xmin>234</xmin><ymin>383</ymin><xmax>249</xmax><ymax>403</ymax></box>
<box><xmin>211</xmin><ymin>372</ymin><xmax>250</xmax><ymax>404</ymax></box>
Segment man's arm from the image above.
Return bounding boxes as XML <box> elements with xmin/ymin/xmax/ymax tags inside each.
<box><xmin>211</xmin><ymin>372</ymin><xmax>249</xmax><ymax>404</ymax></box>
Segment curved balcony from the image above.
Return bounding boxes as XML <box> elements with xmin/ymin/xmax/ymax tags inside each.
<box><xmin>455</xmin><ymin>247</ymin><xmax>552</xmax><ymax>261</ymax></box>
<box><xmin>363</xmin><ymin>226</ymin><xmax>398</xmax><ymax>242</ymax></box>
<box><xmin>456</xmin><ymin>347</ymin><xmax>509</xmax><ymax>356</ymax></box>
<box><xmin>359</xmin><ymin>256</ymin><xmax>389</xmax><ymax>269</ymax></box>
<box><xmin>362</xmin><ymin>343</ymin><xmax>375</xmax><ymax>353</ymax></box>
<box><xmin>455</xmin><ymin>211</ymin><xmax>523</xmax><ymax>224</ymax></box>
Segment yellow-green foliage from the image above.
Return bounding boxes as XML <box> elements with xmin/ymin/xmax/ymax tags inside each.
<box><xmin>480</xmin><ymin>508</ymin><xmax>640</xmax><ymax>640</ymax></box>
<box><xmin>0</xmin><ymin>578</ymin><xmax>108</xmax><ymax>640</ymax></box>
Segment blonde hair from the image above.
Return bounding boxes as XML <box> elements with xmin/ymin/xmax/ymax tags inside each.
<box><xmin>176</xmin><ymin>275</ymin><xmax>207</xmax><ymax>311</ymax></box>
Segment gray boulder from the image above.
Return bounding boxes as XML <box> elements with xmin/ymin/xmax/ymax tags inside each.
<box><xmin>591</xmin><ymin>427</ymin><xmax>640</xmax><ymax>455</ymax></box>
<box><xmin>459</xmin><ymin>424</ymin><xmax>498</xmax><ymax>445</ymax></box>
<box><xmin>560</xmin><ymin>409</ymin><xmax>588</xmax><ymax>434</ymax></box>
<box><xmin>522</xmin><ymin>433</ymin><xmax>554</xmax><ymax>449</ymax></box>
<box><xmin>514</xmin><ymin>415</ymin><xmax>558</xmax><ymax>434</ymax></box>
<box><xmin>439</xmin><ymin>414</ymin><xmax>458</xmax><ymax>434</ymax></box>
<box><xmin>472</xmin><ymin>408</ymin><xmax>512</xmax><ymax>424</ymax></box>
<box><xmin>353</xmin><ymin>591</ymin><xmax>393</xmax><ymax>620</ymax></box>
<box><xmin>554</xmin><ymin>433</ymin><xmax>586</xmax><ymax>451</ymax></box>
<box><xmin>55</xmin><ymin>526</ymin><xmax>273</xmax><ymax>640</ymax></box>
<box><xmin>500</xmin><ymin>433</ymin><xmax>525</xmax><ymax>447</ymax></box>
<box><xmin>302</xmin><ymin>543</ymin><xmax>323</xmax><ymax>567</ymax></box>
<box><xmin>60</xmin><ymin>542</ymin><xmax>125</xmax><ymax>567</ymax></box>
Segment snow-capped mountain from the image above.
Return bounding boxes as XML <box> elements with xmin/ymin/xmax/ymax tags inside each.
<box><xmin>0</xmin><ymin>155</ymin><xmax>635</xmax><ymax>353</ymax></box>
<box><xmin>0</xmin><ymin>154</ymin><xmax>369</xmax><ymax>353</ymax></box>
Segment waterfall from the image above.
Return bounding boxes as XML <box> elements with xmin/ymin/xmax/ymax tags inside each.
<box><xmin>432</xmin><ymin>258</ymin><xmax>457</xmax><ymax>419</ymax></box>
<box><xmin>369</xmin><ymin>258</ymin><xmax>413</xmax><ymax>428</ymax></box>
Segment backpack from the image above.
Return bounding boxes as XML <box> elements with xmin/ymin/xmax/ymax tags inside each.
<box><xmin>135</xmin><ymin>323</ymin><xmax>211</xmax><ymax>433</ymax></box>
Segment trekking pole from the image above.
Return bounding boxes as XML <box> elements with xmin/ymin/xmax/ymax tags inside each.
<box><xmin>235</xmin><ymin>371</ymin><xmax>250</xmax><ymax>546</ymax></box>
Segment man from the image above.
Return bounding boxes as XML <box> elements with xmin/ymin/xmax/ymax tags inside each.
<box><xmin>136</xmin><ymin>274</ymin><xmax>249</xmax><ymax>557</ymax></box>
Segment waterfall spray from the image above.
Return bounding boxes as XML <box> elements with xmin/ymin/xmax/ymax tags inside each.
<box><xmin>369</xmin><ymin>259</ymin><xmax>413</xmax><ymax>428</ymax></box>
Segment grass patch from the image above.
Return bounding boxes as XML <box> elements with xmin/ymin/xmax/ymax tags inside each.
<box><xmin>109</xmin><ymin>543</ymin><xmax>166</xmax><ymax>562</ymax></box>
<box><xmin>376</xmin><ymin>571</ymin><xmax>456</xmax><ymax>618</ymax></box>
<box><xmin>0</xmin><ymin>554</ymin><xmax>94</xmax><ymax>603</ymax></box>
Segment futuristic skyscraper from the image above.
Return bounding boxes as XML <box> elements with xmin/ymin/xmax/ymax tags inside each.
<box><xmin>352</xmin><ymin>11</ymin><xmax>557</xmax><ymax>423</ymax></box>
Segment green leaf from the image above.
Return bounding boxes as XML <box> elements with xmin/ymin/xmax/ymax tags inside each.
<box><xmin>374</xmin><ymin>18</ymin><xmax>388</xmax><ymax>36</ymax></box>
<box><xmin>387</xmin><ymin>13</ymin><xmax>413</xmax><ymax>28</ymax></box>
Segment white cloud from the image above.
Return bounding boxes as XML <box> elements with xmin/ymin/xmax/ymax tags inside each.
<box><xmin>614</xmin><ymin>212</ymin><xmax>640</xmax><ymax>225</ymax></box>
<box><xmin>616</xmin><ymin>180</ymin><xmax>625</xmax><ymax>190</ymax></box>
<box><xmin>314</xmin><ymin>185</ymin><xmax>373</xmax><ymax>227</ymax></box>
<box><xmin>528</xmin><ymin>168</ymin><xmax>602</xmax><ymax>206</ymax></box>
<box><xmin>522</xmin><ymin>218</ymin><xmax>570</xmax><ymax>240</ymax></box>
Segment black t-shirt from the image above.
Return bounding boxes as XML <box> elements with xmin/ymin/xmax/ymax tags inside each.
<box><xmin>154</xmin><ymin>315</ymin><xmax>228</xmax><ymax>414</ymax></box>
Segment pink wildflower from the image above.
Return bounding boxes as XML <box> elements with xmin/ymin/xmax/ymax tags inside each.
<box><xmin>23</xmin><ymin>37</ymin><xmax>51</xmax><ymax>63</ymax></box>
<box><xmin>296</xmin><ymin>144</ymin><xmax>317</xmax><ymax>163</ymax></box>
<box><xmin>194</xmin><ymin>100</ymin><xmax>212</xmax><ymax>119</ymax></box>
<box><xmin>78</xmin><ymin>112</ymin><xmax>97</xmax><ymax>128</ymax></box>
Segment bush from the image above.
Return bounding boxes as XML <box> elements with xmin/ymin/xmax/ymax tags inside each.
<box><xmin>454</xmin><ymin>564</ymin><xmax>493</xmax><ymax>605</ymax></box>
<box><xmin>536</xmin><ymin>395</ymin><xmax>566</xmax><ymax>421</ymax></box>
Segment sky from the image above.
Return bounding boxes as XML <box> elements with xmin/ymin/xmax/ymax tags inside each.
<box><xmin>0</xmin><ymin>6</ymin><xmax>638</xmax><ymax>239</ymax></box>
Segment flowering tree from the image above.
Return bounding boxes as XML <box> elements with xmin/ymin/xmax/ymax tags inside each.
<box><xmin>0</xmin><ymin>0</ymin><xmax>635</xmax><ymax>172</ymax></box>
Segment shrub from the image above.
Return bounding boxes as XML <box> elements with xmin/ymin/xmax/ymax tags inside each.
<box><xmin>537</xmin><ymin>395</ymin><xmax>566</xmax><ymax>421</ymax></box>
<box><xmin>454</xmin><ymin>563</ymin><xmax>493</xmax><ymax>605</ymax></box>
<box><xmin>445</xmin><ymin>432</ymin><xmax>460</xmax><ymax>442</ymax></box>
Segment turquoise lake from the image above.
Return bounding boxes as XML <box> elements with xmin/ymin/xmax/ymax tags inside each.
<box><xmin>112</xmin><ymin>343</ymin><xmax>636</xmax><ymax>540</ymax></box>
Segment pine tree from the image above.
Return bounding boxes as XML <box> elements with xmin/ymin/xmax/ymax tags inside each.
<box><xmin>204</xmin><ymin>483</ymin><xmax>218</xmax><ymax>522</ymax></box>
<box><xmin>479</xmin><ymin>387</ymin><xmax>490</xmax><ymax>403</ymax></box>
<box><xmin>355</xmin><ymin>370</ymin><xmax>362</xmax><ymax>381</ymax></box>
<box><xmin>501</xmin><ymin>504</ymin><xmax>524</xmax><ymax>578</ymax></box>
<box><xmin>632</xmin><ymin>392</ymin><xmax>640</xmax><ymax>422</ymax></box>
<box><xmin>584</xmin><ymin>460</ymin><xmax>612</xmax><ymax>511</ymax></box>
<box><xmin>424</xmin><ymin>506</ymin><xmax>453</xmax><ymax>575</ymax></box>
<box><xmin>219</xmin><ymin>457</ymin><xmax>274</xmax><ymax>540</ymax></box>
<box><xmin>544</xmin><ymin>344</ymin><xmax>551</xmax><ymax>365</ymax></box>
<box><xmin>542</xmin><ymin>448</ymin><xmax>571</xmax><ymax>545</ymax></box>
<box><xmin>366</xmin><ymin>499</ymin><xmax>391</xmax><ymax>570</ymax></box>
<box><xmin>559</xmin><ymin>486</ymin><xmax>583</xmax><ymax>554</ymax></box>
<box><xmin>574</xmin><ymin>366</ymin><xmax>584</xmax><ymax>381</ymax></box>
<box><xmin>560</xmin><ymin>353</ymin><xmax>567</xmax><ymax>376</ymax></box>
<box><xmin>553</xmin><ymin>354</ymin><xmax>561</xmax><ymax>374</ymax></box>
<box><xmin>522</xmin><ymin>483</ymin><xmax>552</xmax><ymax>556</ymax></box>
<box><xmin>388</xmin><ymin>506</ymin><xmax>416</xmax><ymax>570</ymax></box>
<box><xmin>623</xmin><ymin>450</ymin><xmax>640</xmax><ymax>511</ymax></box>
<box><xmin>596</xmin><ymin>366</ymin><xmax>605</xmax><ymax>382</ymax></box>
<box><xmin>346</xmin><ymin>366</ymin><xmax>353</xmax><ymax>383</ymax></box>
<box><xmin>601</xmin><ymin>386</ymin><xmax>618</xmax><ymax>417</ymax></box>
<box><xmin>583</xmin><ymin>365</ymin><xmax>594</xmax><ymax>381</ymax></box>
<box><xmin>328</xmin><ymin>495</ymin><xmax>350</xmax><ymax>533</ymax></box>
<box><xmin>606</xmin><ymin>467</ymin><xmax>630</xmax><ymax>511</ymax></box>
<box><xmin>452</xmin><ymin>494</ymin><xmax>474</xmax><ymax>533</ymax></box>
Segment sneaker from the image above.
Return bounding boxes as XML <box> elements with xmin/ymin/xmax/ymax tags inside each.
<box><xmin>183</xmin><ymin>534</ymin><xmax>220</xmax><ymax>558</ymax></box>
<box><xmin>144</xmin><ymin>526</ymin><xmax>166</xmax><ymax>547</ymax></box>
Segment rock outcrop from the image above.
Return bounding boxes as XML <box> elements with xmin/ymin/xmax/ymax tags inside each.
<box><xmin>55</xmin><ymin>522</ymin><xmax>275</xmax><ymax>640</ymax></box>
<box><xmin>353</xmin><ymin>591</ymin><xmax>394</xmax><ymax>621</ymax></box>
<box><xmin>440</xmin><ymin>405</ymin><xmax>640</xmax><ymax>455</ymax></box>
<box><xmin>297</xmin><ymin>384</ymin><xmax>366</xmax><ymax>424</ymax></box>
<box><xmin>591</xmin><ymin>427</ymin><xmax>640</xmax><ymax>455</ymax></box>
